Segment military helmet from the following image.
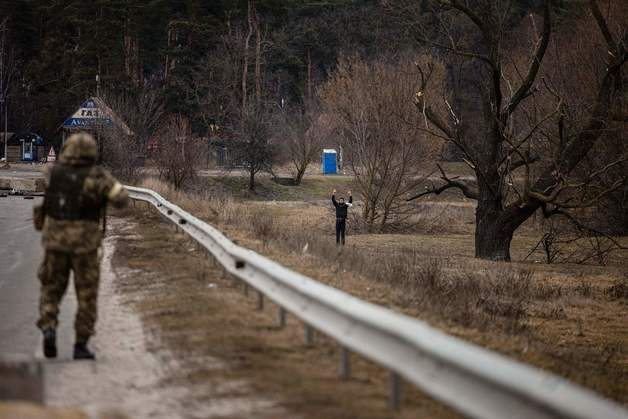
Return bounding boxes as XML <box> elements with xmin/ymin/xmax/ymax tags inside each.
<box><xmin>60</xmin><ymin>132</ymin><xmax>98</xmax><ymax>164</ymax></box>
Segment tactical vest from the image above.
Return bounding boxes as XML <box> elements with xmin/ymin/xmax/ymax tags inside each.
<box><xmin>44</xmin><ymin>164</ymin><xmax>104</xmax><ymax>222</ymax></box>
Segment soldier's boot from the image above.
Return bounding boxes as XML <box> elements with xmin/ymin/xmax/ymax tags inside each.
<box><xmin>73</xmin><ymin>340</ymin><xmax>95</xmax><ymax>360</ymax></box>
<box><xmin>42</xmin><ymin>328</ymin><xmax>57</xmax><ymax>359</ymax></box>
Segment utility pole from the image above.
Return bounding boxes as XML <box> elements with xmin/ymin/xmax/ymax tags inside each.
<box><xmin>0</xmin><ymin>20</ymin><xmax>4</xmax><ymax>165</ymax></box>
<box><xmin>0</xmin><ymin>18</ymin><xmax>12</xmax><ymax>168</ymax></box>
<box><xmin>3</xmin><ymin>95</ymin><xmax>7</xmax><ymax>165</ymax></box>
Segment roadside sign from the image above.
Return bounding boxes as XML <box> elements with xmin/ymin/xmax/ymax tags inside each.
<box><xmin>47</xmin><ymin>147</ymin><xmax>56</xmax><ymax>162</ymax></box>
<box><xmin>62</xmin><ymin>99</ymin><xmax>112</xmax><ymax>128</ymax></box>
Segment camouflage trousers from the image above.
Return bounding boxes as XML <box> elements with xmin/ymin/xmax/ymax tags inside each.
<box><xmin>37</xmin><ymin>250</ymin><xmax>100</xmax><ymax>342</ymax></box>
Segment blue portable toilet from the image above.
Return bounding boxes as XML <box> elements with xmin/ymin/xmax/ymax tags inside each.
<box><xmin>322</xmin><ymin>149</ymin><xmax>337</xmax><ymax>175</ymax></box>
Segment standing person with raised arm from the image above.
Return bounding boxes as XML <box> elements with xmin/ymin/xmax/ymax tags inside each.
<box><xmin>331</xmin><ymin>189</ymin><xmax>352</xmax><ymax>245</ymax></box>
<box><xmin>34</xmin><ymin>132</ymin><xmax>129</xmax><ymax>360</ymax></box>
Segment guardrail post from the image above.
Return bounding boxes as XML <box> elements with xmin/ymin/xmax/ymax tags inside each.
<box><xmin>340</xmin><ymin>347</ymin><xmax>350</xmax><ymax>381</ymax></box>
<box><xmin>243</xmin><ymin>283</ymin><xmax>249</xmax><ymax>296</ymax></box>
<box><xmin>304</xmin><ymin>324</ymin><xmax>314</xmax><ymax>346</ymax></box>
<box><xmin>256</xmin><ymin>291</ymin><xmax>264</xmax><ymax>310</ymax></box>
<box><xmin>277</xmin><ymin>307</ymin><xmax>286</xmax><ymax>328</ymax></box>
<box><xmin>389</xmin><ymin>371</ymin><xmax>401</xmax><ymax>411</ymax></box>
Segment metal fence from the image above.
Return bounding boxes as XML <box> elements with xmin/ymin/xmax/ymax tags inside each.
<box><xmin>126</xmin><ymin>185</ymin><xmax>628</xmax><ymax>419</ymax></box>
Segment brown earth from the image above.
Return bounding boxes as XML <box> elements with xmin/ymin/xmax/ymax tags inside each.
<box><xmin>0</xmin><ymin>402</ymin><xmax>85</xmax><ymax>419</ymax></box>
<box><xmin>112</xmin><ymin>207</ymin><xmax>462</xmax><ymax>419</ymax></box>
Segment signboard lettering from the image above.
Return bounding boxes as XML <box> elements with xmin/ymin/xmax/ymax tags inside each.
<box><xmin>62</xmin><ymin>99</ymin><xmax>112</xmax><ymax>128</ymax></box>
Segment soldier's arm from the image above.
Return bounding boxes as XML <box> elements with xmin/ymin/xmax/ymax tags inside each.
<box><xmin>93</xmin><ymin>167</ymin><xmax>129</xmax><ymax>208</ymax></box>
<box><xmin>107</xmin><ymin>180</ymin><xmax>129</xmax><ymax>208</ymax></box>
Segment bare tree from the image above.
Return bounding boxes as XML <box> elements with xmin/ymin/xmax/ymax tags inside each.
<box><xmin>321</xmin><ymin>56</ymin><xmax>441</xmax><ymax>231</ymax></box>
<box><xmin>101</xmin><ymin>85</ymin><xmax>164</xmax><ymax>180</ymax></box>
<box><xmin>155</xmin><ymin>114</ymin><xmax>203</xmax><ymax>190</ymax></box>
<box><xmin>405</xmin><ymin>0</ymin><xmax>628</xmax><ymax>260</ymax></box>
<box><xmin>276</xmin><ymin>101</ymin><xmax>328</xmax><ymax>185</ymax></box>
<box><xmin>231</xmin><ymin>102</ymin><xmax>277</xmax><ymax>191</ymax></box>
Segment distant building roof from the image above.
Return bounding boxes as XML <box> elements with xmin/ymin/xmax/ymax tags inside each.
<box><xmin>60</xmin><ymin>97</ymin><xmax>133</xmax><ymax>136</ymax></box>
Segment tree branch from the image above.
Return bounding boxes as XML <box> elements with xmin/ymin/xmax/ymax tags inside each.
<box><xmin>445</xmin><ymin>0</ymin><xmax>490</xmax><ymax>41</ymax></box>
<box><xmin>589</xmin><ymin>0</ymin><xmax>618</xmax><ymax>56</ymax></box>
<box><xmin>501</xmin><ymin>0</ymin><xmax>552</xmax><ymax>122</ymax></box>
<box><xmin>407</xmin><ymin>164</ymin><xmax>479</xmax><ymax>201</ymax></box>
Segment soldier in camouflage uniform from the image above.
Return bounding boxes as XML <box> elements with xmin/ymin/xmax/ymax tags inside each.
<box><xmin>36</xmin><ymin>132</ymin><xmax>128</xmax><ymax>360</ymax></box>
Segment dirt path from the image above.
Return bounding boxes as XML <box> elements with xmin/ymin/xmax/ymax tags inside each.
<box><xmin>44</xmin><ymin>218</ymin><xmax>192</xmax><ymax>418</ymax></box>
<box><xmin>45</xmin><ymin>217</ymin><xmax>290</xmax><ymax>419</ymax></box>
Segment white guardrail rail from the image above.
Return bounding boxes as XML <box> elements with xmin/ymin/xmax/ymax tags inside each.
<box><xmin>126</xmin><ymin>185</ymin><xmax>628</xmax><ymax>419</ymax></box>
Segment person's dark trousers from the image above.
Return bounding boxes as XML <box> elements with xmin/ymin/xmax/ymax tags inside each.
<box><xmin>336</xmin><ymin>218</ymin><xmax>346</xmax><ymax>245</ymax></box>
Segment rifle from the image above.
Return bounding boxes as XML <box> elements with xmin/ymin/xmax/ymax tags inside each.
<box><xmin>101</xmin><ymin>204</ymin><xmax>107</xmax><ymax>234</ymax></box>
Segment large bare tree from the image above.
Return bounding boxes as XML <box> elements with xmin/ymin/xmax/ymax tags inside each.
<box><xmin>406</xmin><ymin>0</ymin><xmax>628</xmax><ymax>260</ymax></box>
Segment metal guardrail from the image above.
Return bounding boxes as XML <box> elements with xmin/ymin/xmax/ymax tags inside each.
<box><xmin>126</xmin><ymin>185</ymin><xmax>628</xmax><ymax>419</ymax></box>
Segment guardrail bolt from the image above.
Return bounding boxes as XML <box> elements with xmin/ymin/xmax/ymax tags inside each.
<box><xmin>388</xmin><ymin>371</ymin><xmax>401</xmax><ymax>411</ymax></box>
<box><xmin>304</xmin><ymin>324</ymin><xmax>314</xmax><ymax>347</ymax></box>
<box><xmin>277</xmin><ymin>307</ymin><xmax>286</xmax><ymax>328</ymax></box>
<box><xmin>235</xmin><ymin>260</ymin><xmax>245</xmax><ymax>269</ymax></box>
<box><xmin>340</xmin><ymin>347</ymin><xmax>350</xmax><ymax>381</ymax></box>
<box><xmin>256</xmin><ymin>292</ymin><xmax>264</xmax><ymax>310</ymax></box>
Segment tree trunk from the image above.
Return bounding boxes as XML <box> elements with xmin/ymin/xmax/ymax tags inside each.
<box><xmin>249</xmin><ymin>167</ymin><xmax>255</xmax><ymax>191</ymax></box>
<box><xmin>474</xmin><ymin>186</ymin><xmax>537</xmax><ymax>261</ymax></box>
<box><xmin>254</xmin><ymin>9</ymin><xmax>262</xmax><ymax>105</ymax></box>
<box><xmin>474</xmin><ymin>208</ymin><xmax>515</xmax><ymax>261</ymax></box>
<box><xmin>241</xmin><ymin>0</ymin><xmax>254</xmax><ymax>117</ymax></box>
<box><xmin>306</xmin><ymin>48</ymin><xmax>312</xmax><ymax>100</ymax></box>
<box><xmin>474</xmin><ymin>164</ymin><xmax>515</xmax><ymax>261</ymax></box>
<box><xmin>295</xmin><ymin>166</ymin><xmax>305</xmax><ymax>185</ymax></box>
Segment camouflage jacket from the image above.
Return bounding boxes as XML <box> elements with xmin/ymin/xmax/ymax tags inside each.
<box><xmin>41</xmin><ymin>164</ymin><xmax>129</xmax><ymax>254</ymax></box>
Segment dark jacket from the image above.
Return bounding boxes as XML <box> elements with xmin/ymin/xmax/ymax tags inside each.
<box><xmin>332</xmin><ymin>195</ymin><xmax>352</xmax><ymax>219</ymax></box>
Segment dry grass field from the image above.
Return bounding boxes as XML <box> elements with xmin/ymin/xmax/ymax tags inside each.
<box><xmin>130</xmin><ymin>170</ymin><xmax>628</xmax><ymax>408</ymax></box>
<box><xmin>113</xmin><ymin>208</ymin><xmax>463</xmax><ymax>418</ymax></box>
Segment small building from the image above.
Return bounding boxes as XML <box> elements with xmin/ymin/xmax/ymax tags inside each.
<box><xmin>5</xmin><ymin>132</ymin><xmax>46</xmax><ymax>163</ymax></box>
<box><xmin>322</xmin><ymin>149</ymin><xmax>338</xmax><ymax>175</ymax></box>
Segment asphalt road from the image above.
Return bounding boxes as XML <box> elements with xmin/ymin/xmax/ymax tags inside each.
<box><xmin>0</xmin><ymin>196</ymin><xmax>78</xmax><ymax>361</ymax></box>
<box><xmin>0</xmin><ymin>200</ymin><xmax>201</xmax><ymax>417</ymax></box>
